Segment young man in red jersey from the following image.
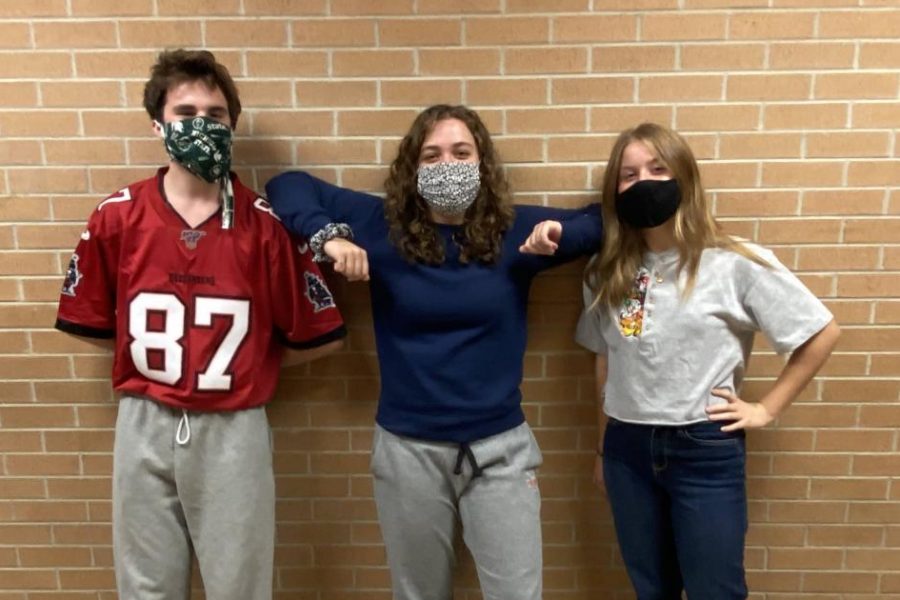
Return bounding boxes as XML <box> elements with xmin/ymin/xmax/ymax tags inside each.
<box><xmin>55</xmin><ymin>49</ymin><xmax>345</xmax><ymax>600</ymax></box>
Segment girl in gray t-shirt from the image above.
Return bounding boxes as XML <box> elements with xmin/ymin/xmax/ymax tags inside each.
<box><xmin>575</xmin><ymin>123</ymin><xmax>840</xmax><ymax>599</ymax></box>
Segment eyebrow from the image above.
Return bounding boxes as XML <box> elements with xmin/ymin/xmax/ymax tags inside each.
<box><xmin>172</xmin><ymin>104</ymin><xmax>228</xmax><ymax>113</ymax></box>
<box><xmin>621</xmin><ymin>157</ymin><xmax>663</xmax><ymax>170</ymax></box>
<box><xmin>421</xmin><ymin>141</ymin><xmax>475</xmax><ymax>152</ymax></box>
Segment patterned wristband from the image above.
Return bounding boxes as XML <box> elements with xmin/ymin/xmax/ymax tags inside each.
<box><xmin>309</xmin><ymin>223</ymin><xmax>353</xmax><ymax>262</ymax></box>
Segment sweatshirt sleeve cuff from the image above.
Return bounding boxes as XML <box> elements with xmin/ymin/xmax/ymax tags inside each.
<box><xmin>55</xmin><ymin>318</ymin><xmax>115</xmax><ymax>339</ymax></box>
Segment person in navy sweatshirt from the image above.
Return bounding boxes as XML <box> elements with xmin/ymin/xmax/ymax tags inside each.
<box><xmin>266</xmin><ymin>104</ymin><xmax>602</xmax><ymax>600</ymax></box>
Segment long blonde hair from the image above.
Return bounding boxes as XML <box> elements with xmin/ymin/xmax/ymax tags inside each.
<box><xmin>585</xmin><ymin>123</ymin><xmax>769</xmax><ymax>309</ymax></box>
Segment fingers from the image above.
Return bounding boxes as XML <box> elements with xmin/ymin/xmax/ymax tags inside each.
<box><xmin>711</xmin><ymin>388</ymin><xmax>737</xmax><ymax>402</ymax></box>
<box><xmin>357</xmin><ymin>252</ymin><xmax>370</xmax><ymax>281</ymax></box>
<box><xmin>708</xmin><ymin>396</ymin><xmax>773</xmax><ymax>431</ymax></box>
<box><xmin>536</xmin><ymin>221</ymin><xmax>559</xmax><ymax>253</ymax></box>
<box><xmin>708</xmin><ymin>408</ymin><xmax>747</xmax><ymax>431</ymax></box>
<box><xmin>719</xmin><ymin>420</ymin><xmax>746</xmax><ymax>432</ymax></box>
<box><xmin>706</xmin><ymin>402</ymin><xmax>735</xmax><ymax>415</ymax></box>
<box><xmin>328</xmin><ymin>240</ymin><xmax>369</xmax><ymax>281</ymax></box>
<box><xmin>707</xmin><ymin>389</ymin><xmax>745</xmax><ymax>431</ymax></box>
<box><xmin>707</xmin><ymin>407</ymin><xmax>740</xmax><ymax>420</ymax></box>
<box><xmin>342</xmin><ymin>250</ymin><xmax>369</xmax><ymax>281</ymax></box>
<box><xmin>519</xmin><ymin>221</ymin><xmax>560</xmax><ymax>255</ymax></box>
<box><xmin>706</xmin><ymin>394</ymin><xmax>743</xmax><ymax>426</ymax></box>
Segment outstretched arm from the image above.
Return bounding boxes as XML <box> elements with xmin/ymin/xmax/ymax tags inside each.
<box><xmin>519</xmin><ymin>219</ymin><xmax>564</xmax><ymax>255</ymax></box>
<box><xmin>266</xmin><ymin>171</ymin><xmax>381</xmax><ymax>280</ymax></box>
<box><xmin>265</xmin><ymin>170</ymin><xmax>382</xmax><ymax>241</ymax></box>
<box><xmin>516</xmin><ymin>203</ymin><xmax>603</xmax><ymax>266</ymax></box>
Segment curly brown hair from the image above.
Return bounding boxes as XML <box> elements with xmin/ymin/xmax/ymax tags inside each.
<box><xmin>143</xmin><ymin>49</ymin><xmax>241</xmax><ymax>129</ymax></box>
<box><xmin>384</xmin><ymin>105</ymin><xmax>514</xmax><ymax>265</ymax></box>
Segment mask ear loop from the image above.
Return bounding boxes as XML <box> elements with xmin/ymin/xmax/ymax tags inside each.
<box><xmin>221</xmin><ymin>175</ymin><xmax>234</xmax><ymax>230</ymax></box>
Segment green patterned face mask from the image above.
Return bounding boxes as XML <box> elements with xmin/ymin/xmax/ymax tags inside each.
<box><xmin>157</xmin><ymin>116</ymin><xmax>235</xmax><ymax>229</ymax></box>
<box><xmin>158</xmin><ymin>116</ymin><xmax>233</xmax><ymax>184</ymax></box>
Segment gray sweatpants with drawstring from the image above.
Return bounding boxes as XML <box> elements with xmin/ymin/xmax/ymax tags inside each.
<box><xmin>113</xmin><ymin>395</ymin><xmax>275</xmax><ymax>600</ymax></box>
<box><xmin>371</xmin><ymin>421</ymin><xmax>543</xmax><ymax>600</ymax></box>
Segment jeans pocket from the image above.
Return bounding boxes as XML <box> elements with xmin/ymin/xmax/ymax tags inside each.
<box><xmin>679</xmin><ymin>421</ymin><xmax>744</xmax><ymax>446</ymax></box>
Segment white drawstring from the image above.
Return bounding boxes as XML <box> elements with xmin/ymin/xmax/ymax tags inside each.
<box><xmin>175</xmin><ymin>409</ymin><xmax>191</xmax><ymax>446</ymax></box>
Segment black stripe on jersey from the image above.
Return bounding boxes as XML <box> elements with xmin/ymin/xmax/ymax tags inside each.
<box><xmin>55</xmin><ymin>318</ymin><xmax>115</xmax><ymax>339</ymax></box>
<box><xmin>278</xmin><ymin>324</ymin><xmax>347</xmax><ymax>350</ymax></box>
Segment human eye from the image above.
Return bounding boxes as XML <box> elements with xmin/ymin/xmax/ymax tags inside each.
<box><xmin>209</xmin><ymin>109</ymin><xmax>229</xmax><ymax>122</ymax></box>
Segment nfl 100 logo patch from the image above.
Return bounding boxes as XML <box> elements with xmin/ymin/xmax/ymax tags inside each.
<box><xmin>180</xmin><ymin>229</ymin><xmax>207</xmax><ymax>250</ymax></box>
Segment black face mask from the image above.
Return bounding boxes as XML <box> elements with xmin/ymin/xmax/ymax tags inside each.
<box><xmin>615</xmin><ymin>179</ymin><xmax>681</xmax><ymax>229</ymax></box>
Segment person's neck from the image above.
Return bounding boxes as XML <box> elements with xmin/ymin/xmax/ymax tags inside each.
<box><xmin>163</xmin><ymin>161</ymin><xmax>222</xmax><ymax>228</ymax></box>
<box><xmin>641</xmin><ymin>220</ymin><xmax>676</xmax><ymax>253</ymax></box>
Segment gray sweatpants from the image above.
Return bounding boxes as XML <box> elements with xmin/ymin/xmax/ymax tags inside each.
<box><xmin>113</xmin><ymin>396</ymin><xmax>275</xmax><ymax>600</ymax></box>
<box><xmin>371</xmin><ymin>422</ymin><xmax>543</xmax><ymax>600</ymax></box>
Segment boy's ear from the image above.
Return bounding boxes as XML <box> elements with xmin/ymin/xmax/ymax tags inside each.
<box><xmin>151</xmin><ymin>120</ymin><xmax>165</xmax><ymax>138</ymax></box>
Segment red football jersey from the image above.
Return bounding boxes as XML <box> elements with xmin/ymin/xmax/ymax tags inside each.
<box><xmin>56</xmin><ymin>168</ymin><xmax>345</xmax><ymax>411</ymax></box>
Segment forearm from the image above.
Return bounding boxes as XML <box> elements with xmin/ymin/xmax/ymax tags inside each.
<box><xmin>760</xmin><ymin>319</ymin><xmax>840</xmax><ymax>418</ymax></box>
<box><xmin>556</xmin><ymin>203</ymin><xmax>603</xmax><ymax>259</ymax></box>
<box><xmin>268</xmin><ymin>172</ymin><xmax>382</xmax><ymax>262</ymax></box>
<box><xmin>266</xmin><ymin>171</ymin><xmax>333</xmax><ymax>238</ymax></box>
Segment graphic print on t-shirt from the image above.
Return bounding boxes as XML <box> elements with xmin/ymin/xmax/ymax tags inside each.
<box><xmin>619</xmin><ymin>267</ymin><xmax>650</xmax><ymax>337</ymax></box>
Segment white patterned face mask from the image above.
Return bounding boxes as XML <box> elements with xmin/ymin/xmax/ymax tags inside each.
<box><xmin>416</xmin><ymin>161</ymin><xmax>481</xmax><ymax>216</ymax></box>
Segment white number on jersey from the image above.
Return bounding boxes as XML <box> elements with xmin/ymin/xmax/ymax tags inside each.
<box><xmin>253</xmin><ymin>197</ymin><xmax>281</xmax><ymax>221</ymax></box>
<box><xmin>129</xmin><ymin>292</ymin><xmax>251</xmax><ymax>391</ymax></box>
<box><xmin>129</xmin><ymin>292</ymin><xmax>184</xmax><ymax>385</ymax></box>
<box><xmin>195</xmin><ymin>297</ymin><xmax>250</xmax><ymax>390</ymax></box>
<box><xmin>98</xmin><ymin>187</ymin><xmax>133</xmax><ymax>211</ymax></box>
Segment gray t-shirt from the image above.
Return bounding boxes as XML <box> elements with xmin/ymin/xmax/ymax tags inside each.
<box><xmin>575</xmin><ymin>244</ymin><xmax>834</xmax><ymax>425</ymax></box>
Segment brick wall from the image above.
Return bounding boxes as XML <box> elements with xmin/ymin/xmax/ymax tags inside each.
<box><xmin>1</xmin><ymin>2</ymin><xmax>899</xmax><ymax>598</ymax></box>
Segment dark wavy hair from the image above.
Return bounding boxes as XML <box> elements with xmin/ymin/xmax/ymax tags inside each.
<box><xmin>384</xmin><ymin>104</ymin><xmax>514</xmax><ymax>265</ymax></box>
<box><xmin>143</xmin><ymin>49</ymin><xmax>241</xmax><ymax>128</ymax></box>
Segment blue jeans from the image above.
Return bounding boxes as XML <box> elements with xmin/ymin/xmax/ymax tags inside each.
<box><xmin>603</xmin><ymin>418</ymin><xmax>748</xmax><ymax>600</ymax></box>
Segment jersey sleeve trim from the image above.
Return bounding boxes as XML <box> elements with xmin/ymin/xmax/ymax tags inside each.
<box><xmin>54</xmin><ymin>318</ymin><xmax>115</xmax><ymax>339</ymax></box>
<box><xmin>277</xmin><ymin>324</ymin><xmax>347</xmax><ymax>350</ymax></box>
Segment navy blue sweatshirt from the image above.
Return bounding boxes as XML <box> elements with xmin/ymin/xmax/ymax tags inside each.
<box><xmin>266</xmin><ymin>171</ymin><xmax>602</xmax><ymax>442</ymax></box>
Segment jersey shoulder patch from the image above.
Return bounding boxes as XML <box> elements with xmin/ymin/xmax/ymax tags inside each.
<box><xmin>304</xmin><ymin>271</ymin><xmax>336</xmax><ymax>313</ymax></box>
<box><xmin>61</xmin><ymin>253</ymin><xmax>83</xmax><ymax>297</ymax></box>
